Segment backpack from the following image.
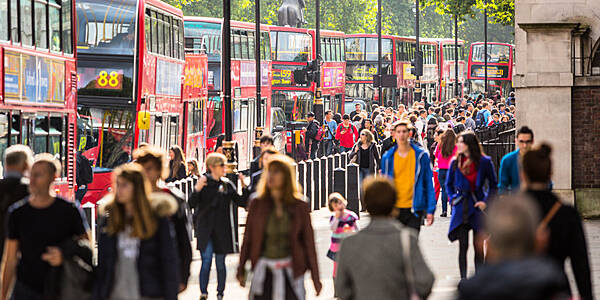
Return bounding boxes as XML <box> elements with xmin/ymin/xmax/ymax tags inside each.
<box><xmin>475</xmin><ymin>111</ymin><xmax>486</xmax><ymax>127</ymax></box>
<box><xmin>315</xmin><ymin>125</ymin><xmax>325</xmax><ymax>141</ymax></box>
<box><xmin>76</xmin><ymin>153</ymin><xmax>94</xmax><ymax>186</ymax></box>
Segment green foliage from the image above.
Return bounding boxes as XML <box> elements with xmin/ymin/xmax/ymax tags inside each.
<box><xmin>166</xmin><ymin>0</ymin><xmax>513</xmax><ymax>45</ymax></box>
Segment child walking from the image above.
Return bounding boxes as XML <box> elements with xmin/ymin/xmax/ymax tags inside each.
<box><xmin>327</xmin><ymin>193</ymin><xmax>359</xmax><ymax>278</ymax></box>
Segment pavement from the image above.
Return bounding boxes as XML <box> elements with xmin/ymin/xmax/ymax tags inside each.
<box><xmin>179</xmin><ymin>202</ymin><xmax>600</xmax><ymax>300</ymax></box>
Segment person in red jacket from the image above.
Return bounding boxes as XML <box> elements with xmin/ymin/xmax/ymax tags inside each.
<box><xmin>335</xmin><ymin>114</ymin><xmax>359</xmax><ymax>152</ymax></box>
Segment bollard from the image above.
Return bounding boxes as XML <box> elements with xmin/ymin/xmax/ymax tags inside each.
<box><xmin>305</xmin><ymin>160</ymin><xmax>313</xmax><ymax>209</ymax></box>
<box><xmin>334</xmin><ymin>153</ymin><xmax>341</xmax><ymax>169</ymax></box>
<box><xmin>312</xmin><ymin>159</ymin><xmax>320</xmax><ymax>211</ymax></box>
<box><xmin>340</xmin><ymin>152</ymin><xmax>347</xmax><ymax>169</ymax></box>
<box><xmin>333</xmin><ymin>168</ymin><xmax>346</xmax><ymax>199</ymax></box>
<box><xmin>298</xmin><ymin>161</ymin><xmax>306</xmax><ymax>193</ymax></box>
<box><xmin>327</xmin><ymin>156</ymin><xmax>334</xmax><ymax>201</ymax></box>
<box><xmin>181</xmin><ymin>180</ymin><xmax>188</xmax><ymax>201</ymax></box>
<box><xmin>320</xmin><ymin>156</ymin><xmax>328</xmax><ymax>208</ymax></box>
<box><xmin>346</xmin><ymin>163</ymin><xmax>360</xmax><ymax>217</ymax></box>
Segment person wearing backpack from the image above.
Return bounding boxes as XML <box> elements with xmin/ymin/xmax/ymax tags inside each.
<box><xmin>305</xmin><ymin>112</ymin><xmax>322</xmax><ymax>160</ymax></box>
<box><xmin>522</xmin><ymin>144</ymin><xmax>592</xmax><ymax>300</ymax></box>
<box><xmin>76</xmin><ymin>151</ymin><xmax>94</xmax><ymax>205</ymax></box>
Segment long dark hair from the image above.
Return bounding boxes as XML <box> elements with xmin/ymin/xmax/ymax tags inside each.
<box><xmin>169</xmin><ymin>145</ymin><xmax>186</xmax><ymax>178</ymax></box>
<box><xmin>440</xmin><ymin>129</ymin><xmax>457</xmax><ymax>158</ymax></box>
<box><xmin>456</xmin><ymin>132</ymin><xmax>484</xmax><ymax>170</ymax></box>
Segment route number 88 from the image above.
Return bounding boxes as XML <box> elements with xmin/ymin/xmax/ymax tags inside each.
<box><xmin>97</xmin><ymin>71</ymin><xmax>120</xmax><ymax>88</ymax></box>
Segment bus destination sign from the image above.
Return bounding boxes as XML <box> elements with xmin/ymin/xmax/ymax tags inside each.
<box><xmin>470</xmin><ymin>65</ymin><xmax>510</xmax><ymax>79</ymax></box>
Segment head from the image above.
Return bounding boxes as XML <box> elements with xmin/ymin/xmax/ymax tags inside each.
<box><xmin>205</xmin><ymin>152</ymin><xmax>227</xmax><ymax>179</ymax></box>
<box><xmin>342</xmin><ymin>114</ymin><xmax>350</xmax><ymax>125</ymax></box>
<box><xmin>355</xmin><ymin>103</ymin><xmax>362</xmax><ymax>112</ymax></box>
<box><xmin>134</xmin><ymin>146</ymin><xmax>169</xmax><ymax>185</ymax></box>
<box><xmin>29</xmin><ymin>153</ymin><xmax>61</xmax><ymax>196</ymax></box>
<box><xmin>428</xmin><ymin>107</ymin><xmax>435</xmax><ymax>115</ymax></box>
<box><xmin>259</xmin><ymin>134</ymin><xmax>275</xmax><ymax>150</ymax></box>
<box><xmin>362</xmin><ymin>177</ymin><xmax>396</xmax><ymax>217</ymax></box>
<box><xmin>3</xmin><ymin>144</ymin><xmax>33</xmax><ymax>175</ymax></box>
<box><xmin>328</xmin><ymin>192</ymin><xmax>347</xmax><ymax>212</ymax></box>
<box><xmin>363</xmin><ymin>118</ymin><xmax>373</xmax><ymax>129</ymax></box>
<box><xmin>360</xmin><ymin>129</ymin><xmax>375</xmax><ymax>145</ymax></box>
<box><xmin>187</xmin><ymin>158</ymin><xmax>200</xmax><ymax>176</ymax></box>
<box><xmin>168</xmin><ymin>145</ymin><xmax>186</xmax><ymax>177</ymax></box>
<box><xmin>521</xmin><ymin>143</ymin><xmax>552</xmax><ymax>186</ymax></box>
<box><xmin>307</xmin><ymin>112</ymin><xmax>315</xmax><ymax>122</ymax></box>
<box><xmin>392</xmin><ymin>121</ymin><xmax>412</xmax><ymax>143</ymax></box>
<box><xmin>486</xmin><ymin>194</ymin><xmax>541</xmax><ymax>261</ymax></box>
<box><xmin>516</xmin><ymin>126</ymin><xmax>534</xmax><ymax>151</ymax></box>
<box><xmin>493</xmin><ymin>113</ymin><xmax>500</xmax><ymax>121</ymax></box>
<box><xmin>256</xmin><ymin>154</ymin><xmax>303</xmax><ymax>204</ymax></box>
<box><xmin>259</xmin><ymin>146</ymin><xmax>279</xmax><ymax>169</ymax></box>
<box><xmin>398</xmin><ymin>104</ymin><xmax>405</xmax><ymax>113</ymax></box>
<box><xmin>456</xmin><ymin>132</ymin><xmax>484</xmax><ymax>166</ymax></box>
<box><xmin>440</xmin><ymin>129</ymin><xmax>457</xmax><ymax>158</ymax></box>
<box><xmin>434</xmin><ymin>128</ymin><xmax>445</xmax><ymax>143</ymax></box>
<box><xmin>325</xmin><ymin>110</ymin><xmax>333</xmax><ymax>120</ymax></box>
<box><xmin>498</xmin><ymin>103</ymin><xmax>506</xmax><ymax>111</ymax></box>
<box><xmin>104</xmin><ymin>163</ymin><xmax>157</xmax><ymax>239</ymax></box>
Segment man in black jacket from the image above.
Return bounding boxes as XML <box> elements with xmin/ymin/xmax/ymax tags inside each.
<box><xmin>0</xmin><ymin>145</ymin><xmax>32</xmax><ymax>263</ymax></box>
<box><xmin>305</xmin><ymin>112</ymin><xmax>321</xmax><ymax>159</ymax></box>
<box><xmin>248</xmin><ymin>134</ymin><xmax>274</xmax><ymax>179</ymax></box>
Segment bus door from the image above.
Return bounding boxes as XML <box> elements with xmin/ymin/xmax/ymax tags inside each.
<box><xmin>246</xmin><ymin>98</ymin><xmax>256</xmax><ymax>165</ymax></box>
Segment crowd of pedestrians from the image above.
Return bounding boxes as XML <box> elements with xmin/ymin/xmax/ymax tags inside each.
<box><xmin>0</xmin><ymin>91</ymin><xmax>594</xmax><ymax>300</ymax></box>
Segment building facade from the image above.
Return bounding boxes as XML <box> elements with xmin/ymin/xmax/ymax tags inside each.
<box><xmin>515</xmin><ymin>0</ymin><xmax>600</xmax><ymax>217</ymax></box>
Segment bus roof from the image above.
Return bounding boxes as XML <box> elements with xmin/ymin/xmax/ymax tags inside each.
<box><xmin>433</xmin><ymin>38</ymin><xmax>466</xmax><ymax>45</ymax></box>
<box><xmin>470</xmin><ymin>42</ymin><xmax>514</xmax><ymax>47</ymax></box>
<box><xmin>146</xmin><ymin>0</ymin><xmax>183</xmax><ymax>17</ymax></box>
<box><xmin>184</xmin><ymin>16</ymin><xmax>271</xmax><ymax>31</ymax></box>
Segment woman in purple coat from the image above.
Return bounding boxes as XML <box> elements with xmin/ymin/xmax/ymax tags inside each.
<box><xmin>445</xmin><ymin>132</ymin><xmax>497</xmax><ymax>279</ymax></box>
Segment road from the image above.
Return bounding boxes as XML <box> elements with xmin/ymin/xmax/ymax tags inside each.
<box><xmin>179</xmin><ymin>202</ymin><xmax>600</xmax><ymax>300</ymax></box>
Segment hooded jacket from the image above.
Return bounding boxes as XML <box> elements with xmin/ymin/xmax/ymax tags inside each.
<box><xmin>381</xmin><ymin>143</ymin><xmax>436</xmax><ymax>215</ymax></box>
<box><xmin>93</xmin><ymin>194</ymin><xmax>180</xmax><ymax>300</ymax></box>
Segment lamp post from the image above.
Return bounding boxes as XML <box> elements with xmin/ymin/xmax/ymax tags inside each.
<box><xmin>314</xmin><ymin>0</ymin><xmax>323</xmax><ymax>122</ymax></box>
<box><xmin>484</xmin><ymin>0</ymin><xmax>488</xmax><ymax>95</ymax></box>
<box><xmin>454</xmin><ymin>14</ymin><xmax>459</xmax><ymax>98</ymax></box>
<box><xmin>414</xmin><ymin>0</ymin><xmax>421</xmax><ymax>104</ymax></box>
<box><xmin>377</xmin><ymin>0</ymin><xmax>383</xmax><ymax>106</ymax></box>
<box><xmin>253</xmin><ymin>0</ymin><xmax>263</xmax><ymax>158</ymax></box>
<box><xmin>222</xmin><ymin>0</ymin><xmax>236</xmax><ymax>174</ymax></box>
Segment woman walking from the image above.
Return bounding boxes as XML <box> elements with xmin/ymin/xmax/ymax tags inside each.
<box><xmin>522</xmin><ymin>144</ymin><xmax>593</xmax><ymax>300</ymax></box>
<box><xmin>94</xmin><ymin>163</ymin><xmax>179</xmax><ymax>300</ymax></box>
<box><xmin>435</xmin><ymin>129</ymin><xmax>457</xmax><ymax>217</ymax></box>
<box><xmin>190</xmin><ymin>153</ymin><xmax>248</xmax><ymax>300</ymax></box>
<box><xmin>166</xmin><ymin>145</ymin><xmax>187</xmax><ymax>182</ymax></box>
<box><xmin>446</xmin><ymin>132</ymin><xmax>497</xmax><ymax>279</ymax></box>
<box><xmin>348</xmin><ymin>129</ymin><xmax>380</xmax><ymax>182</ymax></box>
<box><xmin>237</xmin><ymin>154</ymin><xmax>322</xmax><ymax>300</ymax></box>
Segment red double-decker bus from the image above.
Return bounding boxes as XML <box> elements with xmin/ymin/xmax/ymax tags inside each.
<box><xmin>76</xmin><ymin>0</ymin><xmax>187</xmax><ymax>204</ymax></box>
<box><xmin>0</xmin><ymin>0</ymin><xmax>78</xmax><ymax>199</ymax></box>
<box><xmin>184</xmin><ymin>17</ymin><xmax>274</xmax><ymax>170</ymax></box>
<box><xmin>467</xmin><ymin>42</ymin><xmax>514</xmax><ymax>97</ymax></box>
<box><xmin>182</xmin><ymin>54</ymin><xmax>209</xmax><ymax>164</ymax></box>
<box><xmin>435</xmin><ymin>38</ymin><xmax>467</xmax><ymax>101</ymax></box>
<box><xmin>418</xmin><ymin>38</ymin><xmax>440</xmax><ymax>103</ymax></box>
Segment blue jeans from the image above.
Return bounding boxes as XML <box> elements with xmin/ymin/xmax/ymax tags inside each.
<box><xmin>199</xmin><ymin>240</ymin><xmax>226</xmax><ymax>296</ymax></box>
<box><xmin>359</xmin><ymin>167</ymin><xmax>370</xmax><ymax>182</ymax></box>
<box><xmin>341</xmin><ymin>146</ymin><xmax>352</xmax><ymax>153</ymax></box>
<box><xmin>438</xmin><ymin>169</ymin><xmax>449</xmax><ymax>213</ymax></box>
<box><xmin>323</xmin><ymin>140</ymin><xmax>334</xmax><ymax>156</ymax></box>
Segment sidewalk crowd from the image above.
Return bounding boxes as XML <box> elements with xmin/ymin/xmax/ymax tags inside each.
<box><xmin>0</xmin><ymin>91</ymin><xmax>594</xmax><ymax>300</ymax></box>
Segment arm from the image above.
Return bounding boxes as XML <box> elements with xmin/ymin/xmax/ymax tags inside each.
<box><xmin>158</xmin><ymin>218</ymin><xmax>180</xmax><ymax>300</ymax></box>
<box><xmin>373</xmin><ymin>145</ymin><xmax>381</xmax><ymax>169</ymax></box>
<box><xmin>335</xmin><ymin>125</ymin><xmax>342</xmax><ymax>141</ymax></box>
<box><xmin>348</xmin><ymin>144</ymin><xmax>358</xmax><ymax>162</ymax></box>
<box><xmin>445</xmin><ymin>161</ymin><xmax>458</xmax><ymax>201</ymax></box>
<box><xmin>408</xmin><ymin>232</ymin><xmax>435</xmax><ymax>298</ymax></box>
<box><xmin>497</xmin><ymin>156</ymin><xmax>510</xmax><ymax>194</ymax></box>
<box><xmin>483</xmin><ymin>159</ymin><xmax>498</xmax><ymax>202</ymax></box>
<box><xmin>333</xmin><ymin>242</ymin><xmax>353</xmax><ymax>300</ymax></box>
<box><xmin>329</xmin><ymin>215</ymin><xmax>340</xmax><ymax>231</ymax></box>
<box><xmin>1</xmin><ymin>240</ymin><xmax>18</xmax><ymax>300</ymax></box>
<box><xmin>177</xmin><ymin>165</ymin><xmax>187</xmax><ymax>180</ymax></box>
<box><xmin>301</xmin><ymin>204</ymin><xmax>321</xmax><ymax>293</ymax></box>
<box><xmin>237</xmin><ymin>200</ymin><xmax>256</xmax><ymax>282</ymax></box>
<box><xmin>422</xmin><ymin>155</ymin><xmax>436</xmax><ymax>215</ymax></box>
<box><xmin>569</xmin><ymin>213</ymin><xmax>593</xmax><ymax>300</ymax></box>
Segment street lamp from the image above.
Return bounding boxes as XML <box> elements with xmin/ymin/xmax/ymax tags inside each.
<box><xmin>253</xmin><ymin>0</ymin><xmax>263</xmax><ymax>158</ymax></box>
<box><xmin>484</xmin><ymin>0</ymin><xmax>488</xmax><ymax>95</ymax></box>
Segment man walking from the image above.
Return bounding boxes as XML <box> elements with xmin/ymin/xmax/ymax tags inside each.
<box><xmin>249</xmin><ymin>135</ymin><xmax>274</xmax><ymax>177</ymax></box>
<box><xmin>381</xmin><ymin>121</ymin><xmax>436</xmax><ymax>234</ymax></box>
<box><xmin>498</xmin><ymin>126</ymin><xmax>534</xmax><ymax>194</ymax></box>
<box><xmin>335</xmin><ymin>114</ymin><xmax>359</xmax><ymax>153</ymax></box>
<box><xmin>323</xmin><ymin>110</ymin><xmax>338</xmax><ymax>155</ymax></box>
<box><xmin>350</xmin><ymin>103</ymin><xmax>362</xmax><ymax>120</ymax></box>
<box><xmin>304</xmin><ymin>112</ymin><xmax>321</xmax><ymax>159</ymax></box>
<box><xmin>0</xmin><ymin>145</ymin><xmax>32</xmax><ymax>262</ymax></box>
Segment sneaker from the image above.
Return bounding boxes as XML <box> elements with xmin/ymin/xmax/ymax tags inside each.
<box><xmin>217</xmin><ymin>295</ymin><xmax>224</xmax><ymax>300</ymax></box>
<box><xmin>440</xmin><ymin>212</ymin><xmax>447</xmax><ymax>217</ymax></box>
<box><xmin>199</xmin><ymin>294</ymin><xmax>208</xmax><ymax>300</ymax></box>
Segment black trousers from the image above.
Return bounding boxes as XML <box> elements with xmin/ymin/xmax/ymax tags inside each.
<box><xmin>253</xmin><ymin>269</ymin><xmax>298</xmax><ymax>300</ymax></box>
<box><xmin>396</xmin><ymin>208</ymin><xmax>425</xmax><ymax>234</ymax></box>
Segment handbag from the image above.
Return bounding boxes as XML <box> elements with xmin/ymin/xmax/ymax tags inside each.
<box><xmin>60</xmin><ymin>238</ymin><xmax>94</xmax><ymax>300</ymax></box>
<box><xmin>400</xmin><ymin>230</ymin><xmax>422</xmax><ymax>300</ymax></box>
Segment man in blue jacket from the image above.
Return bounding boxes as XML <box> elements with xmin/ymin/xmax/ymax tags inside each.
<box><xmin>381</xmin><ymin>121</ymin><xmax>436</xmax><ymax>234</ymax></box>
<box><xmin>498</xmin><ymin>126</ymin><xmax>534</xmax><ymax>194</ymax></box>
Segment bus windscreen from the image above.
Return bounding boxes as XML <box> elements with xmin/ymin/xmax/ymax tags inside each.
<box><xmin>76</xmin><ymin>0</ymin><xmax>138</xmax><ymax>56</ymax></box>
<box><xmin>272</xmin><ymin>31</ymin><xmax>311</xmax><ymax>62</ymax></box>
<box><xmin>184</xmin><ymin>21</ymin><xmax>222</xmax><ymax>62</ymax></box>
<box><xmin>345</xmin><ymin>37</ymin><xmax>392</xmax><ymax>61</ymax></box>
<box><xmin>472</xmin><ymin>44</ymin><xmax>510</xmax><ymax>64</ymax></box>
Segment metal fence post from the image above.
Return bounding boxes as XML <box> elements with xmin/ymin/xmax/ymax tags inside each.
<box><xmin>298</xmin><ymin>161</ymin><xmax>306</xmax><ymax>198</ymax></box>
<box><xmin>334</xmin><ymin>153</ymin><xmax>341</xmax><ymax>169</ymax></box>
<box><xmin>305</xmin><ymin>160</ymin><xmax>313</xmax><ymax>208</ymax></box>
<box><xmin>346</xmin><ymin>163</ymin><xmax>360</xmax><ymax>217</ymax></box>
<box><xmin>320</xmin><ymin>156</ymin><xmax>328</xmax><ymax>208</ymax></box>
<box><xmin>312</xmin><ymin>159</ymin><xmax>321</xmax><ymax>210</ymax></box>
<box><xmin>334</xmin><ymin>167</ymin><xmax>346</xmax><ymax>199</ymax></box>
<box><xmin>327</xmin><ymin>155</ymin><xmax>334</xmax><ymax>201</ymax></box>
<box><xmin>341</xmin><ymin>152</ymin><xmax>347</xmax><ymax>169</ymax></box>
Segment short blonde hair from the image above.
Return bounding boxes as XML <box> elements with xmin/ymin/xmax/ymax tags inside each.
<box><xmin>34</xmin><ymin>153</ymin><xmax>61</xmax><ymax>177</ymax></box>
<box><xmin>205</xmin><ymin>152</ymin><xmax>227</xmax><ymax>169</ymax></box>
<box><xmin>328</xmin><ymin>192</ymin><xmax>347</xmax><ymax>212</ymax></box>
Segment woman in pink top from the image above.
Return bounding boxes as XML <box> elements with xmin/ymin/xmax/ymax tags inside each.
<box><xmin>435</xmin><ymin>129</ymin><xmax>457</xmax><ymax>217</ymax></box>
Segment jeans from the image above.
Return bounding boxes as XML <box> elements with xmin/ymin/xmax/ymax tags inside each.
<box><xmin>322</xmin><ymin>140</ymin><xmax>334</xmax><ymax>156</ymax></box>
<box><xmin>75</xmin><ymin>185</ymin><xmax>87</xmax><ymax>207</ymax></box>
<box><xmin>308</xmin><ymin>141</ymin><xmax>319</xmax><ymax>160</ymax></box>
<box><xmin>199</xmin><ymin>240</ymin><xmax>226</xmax><ymax>296</ymax></box>
<box><xmin>437</xmin><ymin>169</ymin><xmax>449</xmax><ymax>213</ymax></box>
<box><xmin>340</xmin><ymin>146</ymin><xmax>352</xmax><ymax>153</ymax></box>
<box><xmin>359</xmin><ymin>167</ymin><xmax>370</xmax><ymax>182</ymax></box>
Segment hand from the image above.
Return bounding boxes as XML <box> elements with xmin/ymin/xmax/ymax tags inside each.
<box><xmin>178</xmin><ymin>283</ymin><xmax>186</xmax><ymax>293</ymax></box>
<box><xmin>314</xmin><ymin>281</ymin><xmax>323</xmax><ymax>296</ymax></box>
<box><xmin>237</xmin><ymin>271</ymin><xmax>246</xmax><ymax>287</ymax></box>
<box><xmin>474</xmin><ymin>201</ymin><xmax>487</xmax><ymax>211</ymax></box>
<box><xmin>238</xmin><ymin>173</ymin><xmax>248</xmax><ymax>188</ymax></box>
<box><xmin>426</xmin><ymin>214</ymin><xmax>434</xmax><ymax>226</ymax></box>
<box><xmin>41</xmin><ymin>246</ymin><xmax>63</xmax><ymax>266</ymax></box>
<box><xmin>195</xmin><ymin>176</ymin><xmax>207</xmax><ymax>191</ymax></box>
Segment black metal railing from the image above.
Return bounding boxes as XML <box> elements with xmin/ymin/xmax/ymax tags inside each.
<box><xmin>475</xmin><ymin>120</ymin><xmax>516</xmax><ymax>173</ymax></box>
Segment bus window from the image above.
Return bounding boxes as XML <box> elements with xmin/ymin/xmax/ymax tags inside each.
<box><xmin>273</xmin><ymin>31</ymin><xmax>311</xmax><ymax>62</ymax></box>
<box><xmin>49</xmin><ymin>115</ymin><xmax>65</xmax><ymax>169</ymax></box>
<box><xmin>0</xmin><ymin>112</ymin><xmax>8</xmax><ymax>162</ymax></box>
<box><xmin>34</xmin><ymin>115</ymin><xmax>49</xmax><ymax>154</ymax></box>
<box><xmin>169</xmin><ymin>116</ymin><xmax>179</xmax><ymax>147</ymax></box>
<box><xmin>345</xmin><ymin>37</ymin><xmax>365</xmax><ymax>61</ymax></box>
<box><xmin>76</xmin><ymin>0</ymin><xmax>137</xmax><ymax>56</ymax></box>
<box><xmin>207</xmin><ymin>97</ymin><xmax>223</xmax><ymax>138</ymax></box>
<box><xmin>365</xmin><ymin>38</ymin><xmax>392</xmax><ymax>61</ymax></box>
<box><xmin>272</xmin><ymin>91</ymin><xmax>313</xmax><ymax>121</ymax></box>
<box><xmin>472</xmin><ymin>44</ymin><xmax>510</xmax><ymax>64</ymax></box>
